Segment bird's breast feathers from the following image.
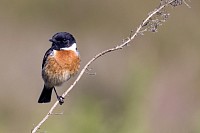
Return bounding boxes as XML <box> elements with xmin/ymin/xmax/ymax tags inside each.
<box><xmin>42</xmin><ymin>50</ymin><xmax>80</xmax><ymax>86</ymax></box>
<box><xmin>53</xmin><ymin>50</ymin><xmax>80</xmax><ymax>74</ymax></box>
<box><xmin>47</xmin><ymin>50</ymin><xmax>80</xmax><ymax>75</ymax></box>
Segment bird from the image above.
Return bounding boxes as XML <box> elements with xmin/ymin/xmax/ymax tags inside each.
<box><xmin>38</xmin><ymin>32</ymin><xmax>80</xmax><ymax>105</ymax></box>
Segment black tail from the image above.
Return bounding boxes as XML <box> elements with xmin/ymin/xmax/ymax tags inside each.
<box><xmin>38</xmin><ymin>85</ymin><xmax>53</xmax><ymax>103</ymax></box>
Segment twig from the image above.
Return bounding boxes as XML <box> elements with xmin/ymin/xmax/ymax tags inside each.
<box><xmin>85</xmin><ymin>67</ymin><xmax>96</xmax><ymax>75</ymax></box>
<box><xmin>31</xmin><ymin>0</ymin><xmax>189</xmax><ymax>132</ymax></box>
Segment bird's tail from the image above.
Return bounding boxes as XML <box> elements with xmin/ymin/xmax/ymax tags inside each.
<box><xmin>38</xmin><ymin>85</ymin><xmax>53</xmax><ymax>103</ymax></box>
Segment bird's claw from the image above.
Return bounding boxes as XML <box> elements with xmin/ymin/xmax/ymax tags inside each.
<box><xmin>57</xmin><ymin>96</ymin><xmax>65</xmax><ymax>105</ymax></box>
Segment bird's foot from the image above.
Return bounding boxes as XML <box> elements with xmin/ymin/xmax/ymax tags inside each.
<box><xmin>57</xmin><ymin>96</ymin><xmax>65</xmax><ymax>105</ymax></box>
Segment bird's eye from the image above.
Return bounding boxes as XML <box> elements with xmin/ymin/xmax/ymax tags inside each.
<box><xmin>63</xmin><ymin>39</ymin><xmax>67</xmax><ymax>42</ymax></box>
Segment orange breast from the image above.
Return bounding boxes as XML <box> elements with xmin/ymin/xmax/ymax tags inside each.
<box><xmin>42</xmin><ymin>50</ymin><xmax>80</xmax><ymax>87</ymax></box>
<box><xmin>54</xmin><ymin>50</ymin><xmax>80</xmax><ymax>75</ymax></box>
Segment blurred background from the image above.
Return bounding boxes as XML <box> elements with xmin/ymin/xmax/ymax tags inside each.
<box><xmin>0</xmin><ymin>0</ymin><xmax>199</xmax><ymax>133</ymax></box>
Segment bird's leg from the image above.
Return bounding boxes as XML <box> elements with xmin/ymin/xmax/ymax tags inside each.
<box><xmin>53</xmin><ymin>87</ymin><xmax>64</xmax><ymax>105</ymax></box>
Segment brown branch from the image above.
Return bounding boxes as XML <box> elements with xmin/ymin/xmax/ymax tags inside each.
<box><xmin>31</xmin><ymin>0</ymin><xmax>189</xmax><ymax>132</ymax></box>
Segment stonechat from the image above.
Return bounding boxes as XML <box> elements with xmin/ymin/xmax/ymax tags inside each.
<box><xmin>38</xmin><ymin>32</ymin><xmax>80</xmax><ymax>105</ymax></box>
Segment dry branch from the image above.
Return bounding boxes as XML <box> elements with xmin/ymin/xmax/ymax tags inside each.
<box><xmin>31</xmin><ymin>0</ymin><xmax>190</xmax><ymax>132</ymax></box>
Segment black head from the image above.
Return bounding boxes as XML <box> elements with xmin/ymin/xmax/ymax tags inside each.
<box><xmin>49</xmin><ymin>32</ymin><xmax>76</xmax><ymax>50</ymax></box>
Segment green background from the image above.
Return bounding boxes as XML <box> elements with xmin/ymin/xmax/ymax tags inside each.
<box><xmin>0</xmin><ymin>0</ymin><xmax>200</xmax><ymax>133</ymax></box>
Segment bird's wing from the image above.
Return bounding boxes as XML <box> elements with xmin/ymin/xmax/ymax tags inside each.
<box><xmin>42</xmin><ymin>48</ymin><xmax>54</xmax><ymax>69</ymax></box>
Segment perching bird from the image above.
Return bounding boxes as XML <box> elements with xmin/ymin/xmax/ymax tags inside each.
<box><xmin>38</xmin><ymin>32</ymin><xmax>80</xmax><ymax>105</ymax></box>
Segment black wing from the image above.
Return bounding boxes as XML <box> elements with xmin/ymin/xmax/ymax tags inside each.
<box><xmin>42</xmin><ymin>48</ymin><xmax>53</xmax><ymax>69</ymax></box>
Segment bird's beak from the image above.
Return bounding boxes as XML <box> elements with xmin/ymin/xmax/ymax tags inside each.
<box><xmin>49</xmin><ymin>39</ymin><xmax>56</xmax><ymax>43</ymax></box>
